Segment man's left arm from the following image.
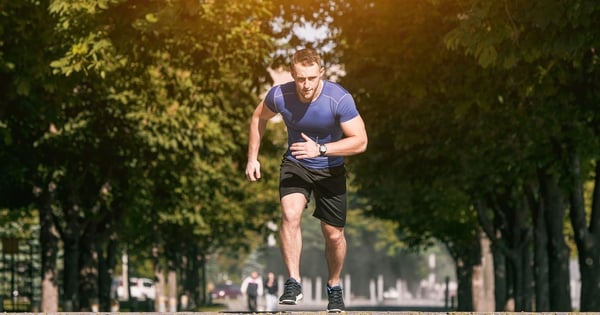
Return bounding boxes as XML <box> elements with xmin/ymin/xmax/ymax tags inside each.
<box><xmin>325</xmin><ymin>115</ymin><xmax>368</xmax><ymax>156</ymax></box>
<box><xmin>291</xmin><ymin>115</ymin><xmax>367</xmax><ymax>159</ymax></box>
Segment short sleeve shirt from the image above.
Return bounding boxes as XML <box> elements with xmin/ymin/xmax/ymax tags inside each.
<box><xmin>264</xmin><ymin>80</ymin><xmax>359</xmax><ymax>169</ymax></box>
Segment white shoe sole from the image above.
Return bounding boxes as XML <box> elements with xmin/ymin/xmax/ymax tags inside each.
<box><xmin>279</xmin><ymin>293</ymin><xmax>303</xmax><ymax>305</ymax></box>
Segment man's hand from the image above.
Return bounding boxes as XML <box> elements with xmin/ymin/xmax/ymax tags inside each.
<box><xmin>246</xmin><ymin>160</ymin><xmax>261</xmax><ymax>181</ymax></box>
<box><xmin>290</xmin><ymin>133</ymin><xmax>318</xmax><ymax>159</ymax></box>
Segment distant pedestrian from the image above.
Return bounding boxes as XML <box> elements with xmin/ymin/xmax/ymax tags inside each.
<box><xmin>264</xmin><ymin>272</ymin><xmax>278</xmax><ymax>311</ymax></box>
<box><xmin>240</xmin><ymin>271</ymin><xmax>263</xmax><ymax>311</ymax></box>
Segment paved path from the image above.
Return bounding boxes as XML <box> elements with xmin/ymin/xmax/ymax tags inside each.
<box><xmin>217</xmin><ymin>296</ymin><xmax>450</xmax><ymax>313</ymax></box>
<box><xmin>0</xmin><ymin>312</ymin><xmax>593</xmax><ymax>315</ymax></box>
<box><xmin>2</xmin><ymin>298</ymin><xmax>591</xmax><ymax>314</ymax></box>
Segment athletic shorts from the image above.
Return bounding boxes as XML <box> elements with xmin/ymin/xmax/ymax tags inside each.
<box><xmin>279</xmin><ymin>157</ymin><xmax>347</xmax><ymax>227</ymax></box>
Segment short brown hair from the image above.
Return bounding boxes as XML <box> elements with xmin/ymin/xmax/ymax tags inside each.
<box><xmin>290</xmin><ymin>48</ymin><xmax>322</xmax><ymax>70</ymax></box>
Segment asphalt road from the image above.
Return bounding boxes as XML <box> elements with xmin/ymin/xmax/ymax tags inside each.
<box><xmin>218</xmin><ymin>297</ymin><xmax>449</xmax><ymax>313</ymax></box>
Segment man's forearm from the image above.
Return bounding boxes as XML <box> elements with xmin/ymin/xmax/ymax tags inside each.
<box><xmin>322</xmin><ymin>135</ymin><xmax>368</xmax><ymax>157</ymax></box>
<box><xmin>247</xmin><ymin>118</ymin><xmax>267</xmax><ymax>161</ymax></box>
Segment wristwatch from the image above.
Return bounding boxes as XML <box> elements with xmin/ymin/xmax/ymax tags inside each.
<box><xmin>318</xmin><ymin>144</ymin><xmax>327</xmax><ymax>156</ymax></box>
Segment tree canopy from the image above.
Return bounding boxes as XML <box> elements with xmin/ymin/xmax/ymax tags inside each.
<box><xmin>327</xmin><ymin>0</ymin><xmax>600</xmax><ymax>311</ymax></box>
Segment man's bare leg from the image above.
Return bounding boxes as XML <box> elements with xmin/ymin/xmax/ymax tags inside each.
<box><xmin>279</xmin><ymin>193</ymin><xmax>306</xmax><ymax>281</ymax></box>
<box><xmin>322</xmin><ymin>221</ymin><xmax>346</xmax><ymax>312</ymax></box>
<box><xmin>321</xmin><ymin>221</ymin><xmax>346</xmax><ymax>287</ymax></box>
<box><xmin>278</xmin><ymin>193</ymin><xmax>306</xmax><ymax>304</ymax></box>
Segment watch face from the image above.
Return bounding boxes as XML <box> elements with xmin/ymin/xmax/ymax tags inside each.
<box><xmin>319</xmin><ymin>144</ymin><xmax>327</xmax><ymax>155</ymax></box>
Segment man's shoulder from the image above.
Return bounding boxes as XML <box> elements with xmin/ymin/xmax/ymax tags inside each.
<box><xmin>269</xmin><ymin>81</ymin><xmax>295</xmax><ymax>93</ymax></box>
<box><xmin>322</xmin><ymin>81</ymin><xmax>352</xmax><ymax>101</ymax></box>
<box><xmin>322</xmin><ymin>80</ymin><xmax>351</xmax><ymax>98</ymax></box>
<box><xmin>265</xmin><ymin>82</ymin><xmax>297</xmax><ymax>110</ymax></box>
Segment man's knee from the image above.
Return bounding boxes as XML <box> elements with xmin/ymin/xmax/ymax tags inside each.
<box><xmin>323</xmin><ymin>225</ymin><xmax>345</xmax><ymax>244</ymax></box>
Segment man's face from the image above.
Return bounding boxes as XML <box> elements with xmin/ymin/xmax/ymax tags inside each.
<box><xmin>292</xmin><ymin>62</ymin><xmax>323</xmax><ymax>103</ymax></box>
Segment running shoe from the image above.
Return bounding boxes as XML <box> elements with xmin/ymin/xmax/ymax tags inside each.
<box><xmin>326</xmin><ymin>284</ymin><xmax>345</xmax><ymax>312</ymax></box>
<box><xmin>279</xmin><ymin>278</ymin><xmax>303</xmax><ymax>305</ymax></box>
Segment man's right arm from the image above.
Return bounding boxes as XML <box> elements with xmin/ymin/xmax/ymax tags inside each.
<box><xmin>246</xmin><ymin>100</ymin><xmax>276</xmax><ymax>181</ymax></box>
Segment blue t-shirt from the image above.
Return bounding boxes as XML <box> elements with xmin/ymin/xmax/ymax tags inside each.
<box><xmin>264</xmin><ymin>80</ymin><xmax>359</xmax><ymax>169</ymax></box>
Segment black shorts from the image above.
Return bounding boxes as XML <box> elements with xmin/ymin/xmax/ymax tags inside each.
<box><xmin>279</xmin><ymin>157</ymin><xmax>347</xmax><ymax>227</ymax></box>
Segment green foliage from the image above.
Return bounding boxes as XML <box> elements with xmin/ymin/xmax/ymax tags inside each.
<box><xmin>324</xmin><ymin>0</ymin><xmax>482</xmax><ymax>253</ymax></box>
<box><xmin>445</xmin><ymin>0</ymin><xmax>600</xmax><ymax>68</ymax></box>
<box><xmin>0</xmin><ymin>209</ymin><xmax>39</xmax><ymax>239</ymax></box>
<box><xmin>39</xmin><ymin>0</ymin><xmax>282</xmax><ymax>253</ymax></box>
<box><xmin>2</xmin><ymin>1</ymin><xmax>286</xmax><ymax>308</ymax></box>
<box><xmin>325</xmin><ymin>0</ymin><xmax>600</xmax><ymax>310</ymax></box>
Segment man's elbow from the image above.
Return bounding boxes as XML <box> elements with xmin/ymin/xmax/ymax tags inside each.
<box><xmin>357</xmin><ymin>137</ymin><xmax>368</xmax><ymax>154</ymax></box>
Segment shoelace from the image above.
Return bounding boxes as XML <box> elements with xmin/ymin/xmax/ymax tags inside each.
<box><xmin>284</xmin><ymin>280</ymin><xmax>301</xmax><ymax>295</ymax></box>
<box><xmin>328</xmin><ymin>287</ymin><xmax>343</xmax><ymax>304</ymax></box>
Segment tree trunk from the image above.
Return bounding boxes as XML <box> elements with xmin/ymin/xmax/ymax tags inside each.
<box><xmin>448</xmin><ymin>236</ymin><xmax>481</xmax><ymax>311</ymax></box>
<box><xmin>508</xmin><ymin>254</ymin><xmax>525</xmax><ymax>311</ymax></box>
<box><xmin>456</xmin><ymin>257</ymin><xmax>473</xmax><ymax>311</ymax></box>
<box><xmin>152</xmin><ymin>208</ymin><xmax>165</xmax><ymax>312</ymax></box>
<box><xmin>473</xmin><ymin>233</ymin><xmax>494</xmax><ymax>311</ymax></box>
<box><xmin>98</xmin><ymin>236</ymin><xmax>117</xmax><ymax>311</ymax></box>
<box><xmin>78</xmin><ymin>230</ymin><xmax>99</xmax><ymax>311</ymax></box>
<box><xmin>179</xmin><ymin>253</ymin><xmax>190</xmax><ymax>310</ymax></box>
<box><xmin>577</xmin><ymin>238</ymin><xmax>600</xmax><ymax>311</ymax></box>
<box><xmin>166</xmin><ymin>242</ymin><xmax>179</xmax><ymax>311</ymax></box>
<box><xmin>521</xmin><ymin>240</ymin><xmax>534</xmax><ymax>311</ymax></box>
<box><xmin>183</xmin><ymin>247</ymin><xmax>201</xmax><ymax>310</ymax></box>
<box><xmin>62</xmin><ymin>234</ymin><xmax>80</xmax><ymax>311</ymax></box>
<box><xmin>578</xmin><ymin>246</ymin><xmax>600</xmax><ymax>311</ymax></box>
<box><xmin>493</xmin><ymin>247</ymin><xmax>507</xmax><ymax>311</ymax></box>
<box><xmin>168</xmin><ymin>265</ymin><xmax>178</xmax><ymax>312</ymax></box>
<box><xmin>507</xmin><ymin>194</ymin><xmax>530</xmax><ymax>311</ymax></box>
<box><xmin>154</xmin><ymin>260</ymin><xmax>165</xmax><ymax>312</ymax></box>
<box><xmin>526</xmin><ymin>180</ymin><xmax>550</xmax><ymax>311</ymax></box>
<box><xmin>39</xmin><ymin>186</ymin><xmax>59</xmax><ymax>312</ymax></box>
<box><xmin>539</xmin><ymin>170</ymin><xmax>572</xmax><ymax>311</ymax></box>
<box><xmin>200</xmin><ymin>253</ymin><xmax>207</xmax><ymax>305</ymax></box>
<box><xmin>477</xmin><ymin>193</ymin><xmax>531</xmax><ymax>311</ymax></box>
<box><xmin>62</xmin><ymin>185</ymin><xmax>85</xmax><ymax>311</ymax></box>
<box><xmin>97</xmin><ymin>200</ymin><xmax>120</xmax><ymax>312</ymax></box>
<box><xmin>568</xmin><ymin>157</ymin><xmax>600</xmax><ymax>311</ymax></box>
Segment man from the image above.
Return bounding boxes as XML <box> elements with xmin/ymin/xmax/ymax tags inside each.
<box><xmin>245</xmin><ymin>48</ymin><xmax>368</xmax><ymax>312</ymax></box>
<box><xmin>240</xmin><ymin>271</ymin><xmax>263</xmax><ymax>312</ymax></box>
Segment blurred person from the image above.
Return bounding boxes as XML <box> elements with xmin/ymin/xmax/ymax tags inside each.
<box><xmin>240</xmin><ymin>271</ymin><xmax>263</xmax><ymax>312</ymax></box>
<box><xmin>245</xmin><ymin>47</ymin><xmax>368</xmax><ymax>312</ymax></box>
<box><xmin>263</xmin><ymin>272</ymin><xmax>278</xmax><ymax>311</ymax></box>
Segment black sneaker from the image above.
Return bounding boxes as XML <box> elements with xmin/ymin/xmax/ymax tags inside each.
<box><xmin>279</xmin><ymin>278</ymin><xmax>303</xmax><ymax>305</ymax></box>
<box><xmin>327</xmin><ymin>285</ymin><xmax>345</xmax><ymax>312</ymax></box>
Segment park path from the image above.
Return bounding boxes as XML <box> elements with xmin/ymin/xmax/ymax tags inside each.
<box><xmin>0</xmin><ymin>312</ymin><xmax>594</xmax><ymax>315</ymax></box>
<box><xmin>1</xmin><ymin>298</ymin><xmax>591</xmax><ymax>315</ymax></box>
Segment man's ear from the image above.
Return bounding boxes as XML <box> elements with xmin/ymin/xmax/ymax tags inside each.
<box><xmin>319</xmin><ymin>67</ymin><xmax>325</xmax><ymax>76</ymax></box>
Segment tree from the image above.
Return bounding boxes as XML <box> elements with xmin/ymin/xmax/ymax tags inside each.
<box><xmin>322</xmin><ymin>0</ymin><xmax>600</xmax><ymax>311</ymax></box>
<box><xmin>322</xmin><ymin>0</ymin><xmax>486</xmax><ymax>309</ymax></box>
<box><xmin>2</xmin><ymin>0</ymin><xmax>283</xmax><ymax>311</ymax></box>
<box><xmin>446</xmin><ymin>0</ymin><xmax>600</xmax><ymax>310</ymax></box>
